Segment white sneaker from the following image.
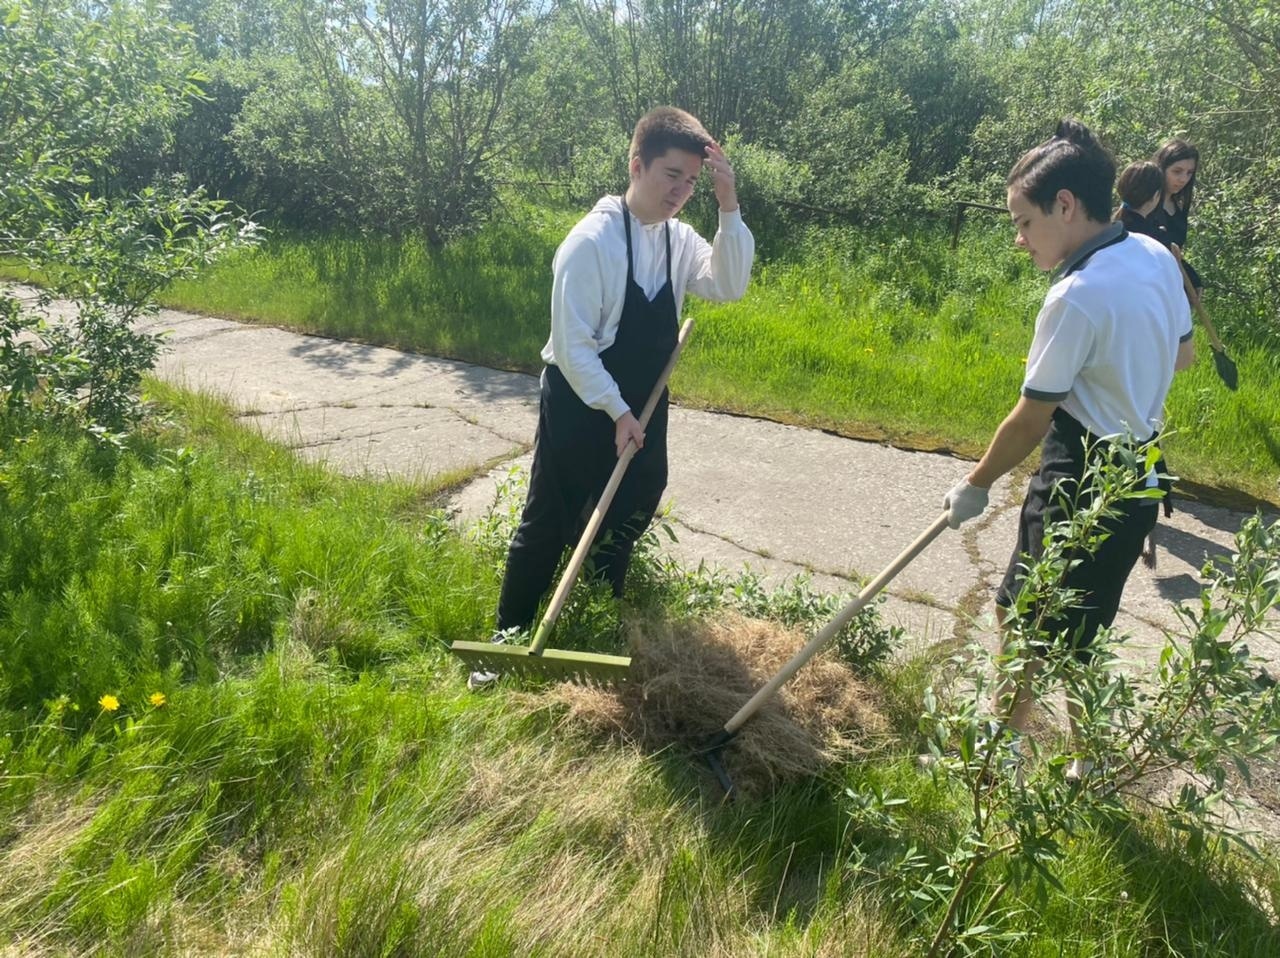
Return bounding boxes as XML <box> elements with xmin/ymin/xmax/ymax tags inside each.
<box><xmin>467</xmin><ymin>632</ymin><xmax>508</xmax><ymax>690</ymax></box>
<box><xmin>1065</xmin><ymin>757</ymin><xmax>1104</xmax><ymax>785</ymax></box>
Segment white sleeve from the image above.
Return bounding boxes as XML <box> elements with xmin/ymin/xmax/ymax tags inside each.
<box><xmin>1022</xmin><ymin>295</ymin><xmax>1094</xmax><ymax>402</ymax></box>
<box><xmin>549</xmin><ymin>233</ymin><xmax>630</xmax><ymax>421</ymax></box>
<box><xmin>1169</xmin><ymin>259</ymin><xmax>1194</xmax><ymax>342</ymax></box>
<box><xmin>683</xmin><ymin>208</ymin><xmax>755</xmax><ymax>302</ymax></box>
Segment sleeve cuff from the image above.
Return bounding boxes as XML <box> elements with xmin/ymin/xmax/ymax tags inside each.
<box><xmin>1022</xmin><ymin>385</ymin><xmax>1069</xmax><ymax>402</ymax></box>
<box><xmin>604</xmin><ymin>395</ymin><xmax>631</xmax><ymax>421</ymax></box>
<box><xmin>1179</xmin><ymin>329</ymin><xmax>1194</xmax><ymax>343</ymax></box>
<box><xmin>717</xmin><ymin>207</ymin><xmax>745</xmax><ymax>229</ymax></box>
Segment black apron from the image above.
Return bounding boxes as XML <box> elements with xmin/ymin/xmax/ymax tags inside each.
<box><xmin>995</xmin><ymin>407</ymin><xmax>1159</xmax><ymax>657</ymax></box>
<box><xmin>496</xmin><ymin>200</ymin><xmax>679</xmax><ymax>630</ymax></box>
<box><xmin>540</xmin><ymin>199</ymin><xmax>678</xmax><ymax>525</ymax></box>
<box><xmin>1024</xmin><ymin>407</ymin><xmax>1154</xmax><ymax>519</ymax></box>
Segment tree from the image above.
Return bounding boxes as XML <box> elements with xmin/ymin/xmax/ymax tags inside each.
<box><xmin>233</xmin><ymin>0</ymin><xmax>551</xmax><ymax>242</ymax></box>
<box><xmin>567</xmin><ymin>0</ymin><xmax>839</xmax><ymax>142</ymax></box>
<box><xmin>0</xmin><ymin>0</ymin><xmax>257</xmax><ymax>437</ymax></box>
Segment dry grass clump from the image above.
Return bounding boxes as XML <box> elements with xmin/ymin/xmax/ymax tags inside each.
<box><xmin>537</xmin><ymin>613</ymin><xmax>890</xmax><ymax>797</ymax></box>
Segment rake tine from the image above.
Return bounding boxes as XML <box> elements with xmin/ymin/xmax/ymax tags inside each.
<box><xmin>698</xmin><ymin>729</ymin><xmax>738</xmax><ymax>799</ymax></box>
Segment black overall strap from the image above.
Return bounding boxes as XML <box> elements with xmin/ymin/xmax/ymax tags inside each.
<box><xmin>620</xmin><ymin>198</ymin><xmax>671</xmax><ymax>292</ymax></box>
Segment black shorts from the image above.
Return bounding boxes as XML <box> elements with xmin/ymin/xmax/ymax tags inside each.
<box><xmin>996</xmin><ymin>490</ymin><xmax>1157</xmax><ymax>662</ymax></box>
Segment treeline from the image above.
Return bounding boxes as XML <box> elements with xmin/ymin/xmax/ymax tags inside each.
<box><xmin>6</xmin><ymin>0</ymin><xmax>1280</xmax><ymax>329</ymax></box>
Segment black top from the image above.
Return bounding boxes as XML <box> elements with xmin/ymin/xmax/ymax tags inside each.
<box><xmin>1149</xmin><ymin>203</ymin><xmax>1189</xmax><ymax>248</ymax></box>
<box><xmin>1116</xmin><ymin>205</ymin><xmax>1169</xmax><ymax>246</ymax></box>
<box><xmin>1147</xmin><ymin>203</ymin><xmax>1202</xmax><ymax>289</ymax></box>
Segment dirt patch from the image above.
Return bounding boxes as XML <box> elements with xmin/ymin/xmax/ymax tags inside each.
<box><xmin>532</xmin><ymin>613</ymin><xmax>891</xmax><ymax>798</ymax></box>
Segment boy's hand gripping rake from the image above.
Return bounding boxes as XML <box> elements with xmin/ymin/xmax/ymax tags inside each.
<box><xmin>449</xmin><ymin>319</ymin><xmax>694</xmax><ymax>685</ymax></box>
<box><xmin>700</xmin><ymin>513</ymin><xmax>951</xmax><ymax>796</ymax></box>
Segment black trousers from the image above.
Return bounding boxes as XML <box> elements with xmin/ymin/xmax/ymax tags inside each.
<box><xmin>996</xmin><ymin>409</ymin><xmax>1159</xmax><ymax>661</ymax></box>
<box><xmin>495</xmin><ymin>369</ymin><xmax>668</xmax><ymax>633</ymax></box>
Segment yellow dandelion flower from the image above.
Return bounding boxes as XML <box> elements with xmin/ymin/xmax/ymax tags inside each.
<box><xmin>149</xmin><ymin>691</ymin><xmax>167</xmax><ymax>707</ymax></box>
<box><xmin>99</xmin><ymin>694</ymin><xmax>120</xmax><ymax>712</ymax></box>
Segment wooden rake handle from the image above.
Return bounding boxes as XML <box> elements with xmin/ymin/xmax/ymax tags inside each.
<box><xmin>722</xmin><ymin>511</ymin><xmax>951</xmax><ymax>736</ymax></box>
<box><xmin>1174</xmin><ymin>252</ymin><xmax>1224</xmax><ymax>352</ymax></box>
<box><xmin>529</xmin><ymin>318</ymin><xmax>694</xmax><ymax>655</ymax></box>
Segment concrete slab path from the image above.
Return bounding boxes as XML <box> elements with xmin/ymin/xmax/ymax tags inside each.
<box><xmin>18</xmin><ymin>287</ymin><xmax>1279</xmax><ymax>663</ymax></box>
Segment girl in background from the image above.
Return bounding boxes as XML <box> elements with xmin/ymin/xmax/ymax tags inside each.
<box><xmin>1114</xmin><ymin>161</ymin><xmax>1165</xmax><ymax>241</ymax></box>
<box><xmin>1150</xmin><ymin>138</ymin><xmax>1237</xmax><ymax>388</ymax></box>
<box><xmin>1150</xmin><ymin>139</ymin><xmax>1201</xmax><ymax>291</ymax></box>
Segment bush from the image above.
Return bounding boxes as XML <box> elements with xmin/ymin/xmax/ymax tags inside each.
<box><xmin>0</xmin><ymin>0</ymin><xmax>257</xmax><ymax>441</ymax></box>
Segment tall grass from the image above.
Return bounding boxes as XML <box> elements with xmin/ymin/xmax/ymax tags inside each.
<box><xmin>156</xmin><ymin>213</ymin><xmax>1280</xmax><ymax>505</ymax></box>
<box><xmin>2</xmin><ymin>391</ymin><xmax>1277</xmax><ymax>955</ymax></box>
<box><xmin>0</xmin><ymin>391</ymin><xmax>489</xmax><ymax>719</ymax></box>
<box><xmin>162</xmin><ymin>209</ymin><xmax>578</xmax><ymax>372</ymax></box>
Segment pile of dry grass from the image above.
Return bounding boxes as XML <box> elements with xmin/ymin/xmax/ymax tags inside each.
<box><xmin>535</xmin><ymin>613</ymin><xmax>890</xmax><ymax>797</ymax></box>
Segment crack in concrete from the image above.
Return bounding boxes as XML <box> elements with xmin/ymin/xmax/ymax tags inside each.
<box><xmin>1124</xmin><ymin>609</ymin><xmax>1176</xmax><ymax>635</ymax></box>
<box><xmin>240</xmin><ymin>401</ymin><xmax>530</xmax><ymax>452</ymax></box>
<box><xmin>286</xmin><ymin>436</ymin><xmax>349</xmax><ymax>451</ymax></box>
<box><xmin>951</xmin><ymin>474</ymin><xmax>1028</xmax><ymax>644</ymax></box>
<box><xmin>236</xmin><ymin>397</ymin><xmax>531</xmax><ymax>447</ymax></box>
<box><xmin>238</xmin><ymin>403</ymin><xmax>362</xmax><ymax>417</ymax></box>
<box><xmin>443</xmin><ymin>411</ymin><xmax>530</xmax><ymax>446</ymax></box>
<box><xmin>669</xmin><ymin>515</ymin><xmax>950</xmax><ymax>609</ymax></box>
<box><xmin>151</xmin><ymin>323</ymin><xmax>244</xmax><ymax>344</ymax></box>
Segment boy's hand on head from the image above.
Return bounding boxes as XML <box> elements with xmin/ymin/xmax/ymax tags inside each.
<box><xmin>704</xmin><ymin>142</ymin><xmax>738</xmax><ymax>212</ymax></box>
<box><xmin>615</xmin><ymin>412</ymin><xmax>645</xmax><ymax>458</ymax></box>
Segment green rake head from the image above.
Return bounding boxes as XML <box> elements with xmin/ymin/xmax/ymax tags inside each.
<box><xmin>448</xmin><ymin>640</ymin><xmax>631</xmax><ymax>685</ymax></box>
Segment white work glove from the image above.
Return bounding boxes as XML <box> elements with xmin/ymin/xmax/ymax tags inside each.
<box><xmin>944</xmin><ymin>479</ymin><xmax>989</xmax><ymax>529</ymax></box>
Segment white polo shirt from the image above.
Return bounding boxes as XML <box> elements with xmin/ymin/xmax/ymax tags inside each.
<box><xmin>542</xmin><ymin>195</ymin><xmax>754</xmax><ymax>421</ymax></box>
<box><xmin>1022</xmin><ymin>225</ymin><xmax>1193</xmax><ymax>441</ymax></box>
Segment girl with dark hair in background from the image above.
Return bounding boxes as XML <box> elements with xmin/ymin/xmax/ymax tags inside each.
<box><xmin>1150</xmin><ymin>138</ymin><xmax>1201</xmax><ymax>289</ymax></box>
<box><xmin>1149</xmin><ymin>138</ymin><xmax>1238</xmax><ymax>388</ymax></box>
<box><xmin>1114</xmin><ymin>161</ymin><xmax>1165</xmax><ymax>241</ymax></box>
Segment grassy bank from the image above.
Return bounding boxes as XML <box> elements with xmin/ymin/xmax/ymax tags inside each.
<box><xmin>150</xmin><ymin>215</ymin><xmax>1280</xmax><ymax>506</ymax></box>
<box><xmin>2</xmin><ymin>393</ymin><xmax>1278</xmax><ymax>955</ymax></box>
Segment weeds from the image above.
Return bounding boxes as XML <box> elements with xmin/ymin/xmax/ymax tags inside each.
<box><xmin>2</xmin><ymin>395</ymin><xmax>1278</xmax><ymax>954</ymax></box>
<box><xmin>848</xmin><ymin>436</ymin><xmax>1280</xmax><ymax>955</ymax></box>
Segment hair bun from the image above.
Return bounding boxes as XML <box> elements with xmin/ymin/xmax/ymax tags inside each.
<box><xmin>1009</xmin><ymin>117</ymin><xmax>1116</xmax><ymax>223</ymax></box>
<box><xmin>1054</xmin><ymin>117</ymin><xmax>1097</xmax><ymax>148</ymax></box>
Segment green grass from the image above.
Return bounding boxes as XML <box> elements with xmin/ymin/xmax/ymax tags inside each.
<box><xmin>147</xmin><ymin>215</ymin><xmax>1280</xmax><ymax>506</ymax></box>
<box><xmin>161</xmin><ymin>209</ymin><xmax>578</xmax><ymax>372</ymax></box>
<box><xmin>2</xmin><ymin>394</ymin><xmax>1278</xmax><ymax>955</ymax></box>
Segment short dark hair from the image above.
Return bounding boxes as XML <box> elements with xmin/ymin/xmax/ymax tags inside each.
<box><xmin>1116</xmin><ymin>161</ymin><xmax>1163</xmax><ymax>209</ymax></box>
<box><xmin>630</xmin><ymin>107</ymin><xmax>712</xmax><ymax>169</ymax></box>
<box><xmin>1007</xmin><ymin>118</ymin><xmax>1116</xmax><ymax>222</ymax></box>
<box><xmin>1152</xmin><ymin>138</ymin><xmax>1199</xmax><ymax>213</ymax></box>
